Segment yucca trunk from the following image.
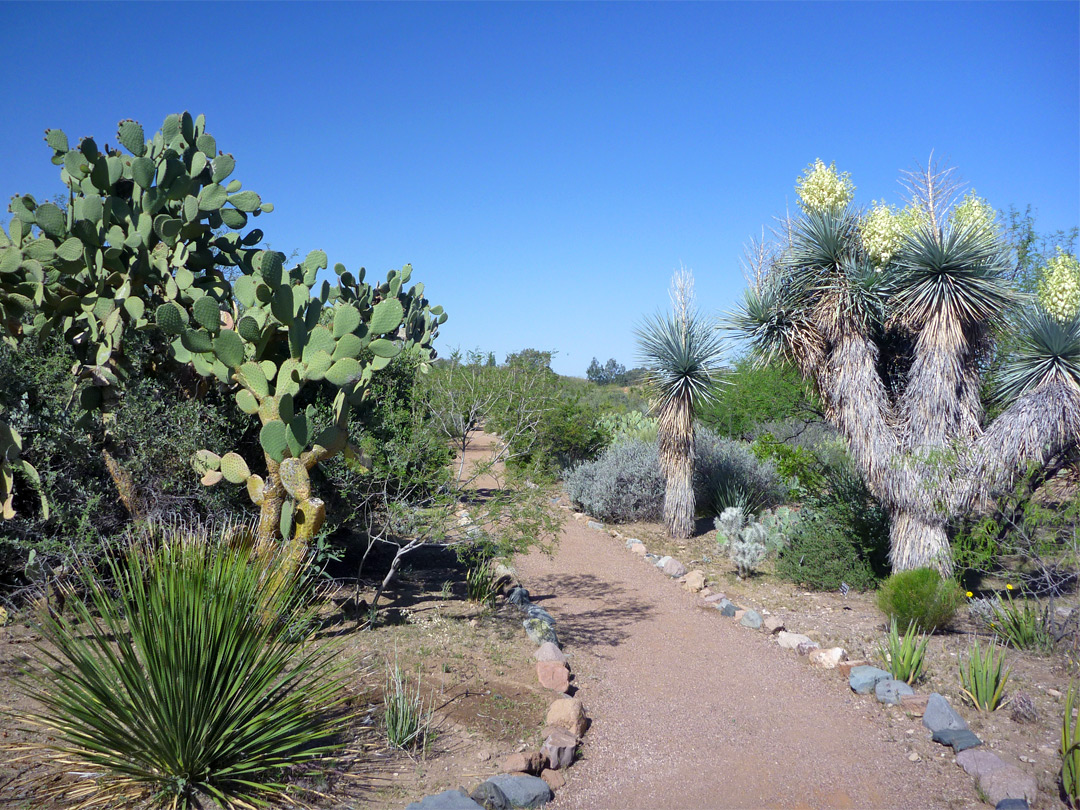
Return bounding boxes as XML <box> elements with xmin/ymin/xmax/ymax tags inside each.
<box><xmin>658</xmin><ymin>398</ymin><xmax>695</xmax><ymax>539</ymax></box>
<box><xmin>889</xmin><ymin>510</ymin><xmax>952</xmax><ymax>576</ymax></box>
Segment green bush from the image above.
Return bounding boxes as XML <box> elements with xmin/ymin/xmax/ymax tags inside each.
<box><xmin>876</xmin><ymin>567</ymin><xmax>965</xmax><ymax>633</ymax></box>
<box><xmin>25</xmin><ymin>521</ymin><xmax>346</xmax><ymax>808</ymax></box>
<box><xmin>699</xmin><ymin>357</ymin><xmax>818</xmax><ymax>440</ymax></box>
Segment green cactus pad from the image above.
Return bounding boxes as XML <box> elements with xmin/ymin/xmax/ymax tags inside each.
<box><xmin>117</xmin><ymin>120</ymin><xmax>146</xmax><ymax>156</ymax></box>
<box><xmin>196</xmin><ymin>132</ymin><xmax>216</xmax><ymax>156</ymax></box>
<box><xmin>303</xmin><ymin>326</ymin><xmax>336</xmax><ymax>360</ymax></box>
<box><xmin>220</xmin><ymin>452</ymin><xmax>251</xmax><ymax>484</ymax></box>
<box><xmin>304</xmin><ymin>351</ymin><xmax>333</xmax><ymax>381</ymax></box>
<box><xmin>325</xmin><ymin>357</ymin><xmax>362</xmax><ymax>387</ymax></box>
<box><xmin>333</xmin><ymin>305</ymin><xmax>362</xmax><ymax>338</ymax></box>
<box><xmin>257</xmin><ymin>251</ymin><xmax>283</xmax><ymax>287</ymax></box>
<box><xmin>287</xmin><ymin>415</ymin><xmax>310</xmax><ymax>457</ymax></box>
<box><xmin>370</xmin><ymin>353</ymin><xmax>392</xmax><ymax>371</ymax></box>
<box><xmin>234</xmin><ymin>275</ymin><xmax>258</xmax><ymax>308</ymax></box>
<box><xmin>55</xmin><ymin>237</ymin><xmax>83</xmax><ymax>262</ymax></box>
<box><xmin>332</xmin><ymin>334</ymin><xmax>363</xmax><ymax>361</ymax></box>
<box><xmin>229</xmin><ymin>190</ymin><xmax>262</xmax><ymax>212</ymax></box>
<box><xmin>260</xmin><ymin>360</ymin><xmax>278</xmax><ymax>381</ymax></box>
<box><xmin>271</xmin><ymin>285</ymin><xmax>294</xmax><ymax>325</ymax></box>
<box><xmin>192</xmin><ymin>449</ymin><xmax>221</xmax><ymax>474</ymax></box>
<box><xmin>259</xmin><ymin>420</ymin><xmax>289</xmax><ymax>462</ymax></box>
<box><xmin>369</xmin><ymin>298</ymin><xmax>404</xmax><ymax>335</ymax></box>
<box><xmin>219</xmin><ymin>207</ymin><xmax>247</xmax><ymax>230</ymax></box>
<box><xmin>278</xmin><ymin>393</ymin><xmax>295</xmax><ymax>423</ymax></box>
<box><xmin>277</xmin><ymin>358</ymin><xmax>303</xmax><ymax>397</ymax></box>
<box><xmin>213</xmin><ymin>329</ymin><xmax>245</xmax><ymax>368</ymax></box>
<box><xmin>153</xmin><ymin>215</ymin><xmax>182</xmax><ymax>241</ymax></box>
<box><xmin>201</xmin><ymin>469</ymin><xmax>224</xmax><ymax>486</ymax></box>
<box><xmin>34</xmin><ymin>203</ymin><xmax>66</xmax><ymax>238</ymax></box>
<box><xmin>45</xmin><ymin>128</ymin><xmax>69</xmax><ymax>152</ymax></box>
<box><xmin>155</xmin><ymin>301</ymin><xmax>187</xmax><ymax>335</ymax></box>
<box><xmin>235</xmin><ymin>389</ymin><xmax>259</xmax><ymax>415</ymax></box>
<box><xmin>258</xmin><ymin>396</ymin><xmax>280</xmax><ymax>424</ymax></box>
<box><xmin>192</xmin><ymin>296</ymin><xmax>221</xmax><ymax>332</ymax></box>
<box><xmin>245</xmin><ymin>473</ymin><xmax>265</xmax><ymax>505</ymax></box>
<box><xmin>190</xmin><ymin>152</ymin><xmax>208</xmax><ymax>178</ymax></box>
<box><xmin>131</xmin><ymin>157</ymin><xmax>155</xmax><ymax>189</ymax></box>
<box><xmin>279</xmin><ymin>457</ymin><xmax>312</xmax><ymax>500</ymax></box>
<box><xmin>181</xmin><ymin>328</ymin><xmax>213</xmax><ymax>354</ymax></box>
<box><xmin>279</xmin><ymin>499</ymin><xmax>294</xmax><ymax>539</ymax></box>
<box><xmin>237</xmin><ymin>314</ymin><xmax>262</xmax><ymax>342</ymax></box>
<box><xmin>197</xmin><ymin>183</ymin><xmax>228</xmax><ymax>212</ymax></box>
<box><xmin>313</xmin><ymin>426</ymin><xmax>348</xmax><ymax>456</ymax></box>
<box><xmin>238</xmin><ymin>362</ymin><xmax>269</xmax><ymax>398</ymax></box>
<box><xmin>212</xmin><ymin>153</ymin><xmax>235</xmax><ymax>184</ymax></box>
<box><xmin>369</xmin><ymin>338</ymin><xmax>401</xmax><ymax>359</ymax></box>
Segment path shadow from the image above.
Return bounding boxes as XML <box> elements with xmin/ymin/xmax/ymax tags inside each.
<box><xmin>524</xmin><ymin>573</ymin><xmax>656</xmax><ymax>650</ymax></box>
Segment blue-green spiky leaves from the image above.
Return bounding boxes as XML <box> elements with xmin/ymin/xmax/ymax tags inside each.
<box><xmin>636</xmin><ymin>309</ymin><xmax>725</xmax><ymax>411</ymax></box>
<box><xmin>996</xmin><ymin>308</ymin><xmax>1080</xmax><ymax>404</ymax></box>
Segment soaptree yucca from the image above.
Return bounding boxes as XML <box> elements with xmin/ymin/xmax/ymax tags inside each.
<box><xmin>730</xmin><ymin>160</ymin><xmax>1080</xmax><ymax>575</ymax></box>
<box><xmin>22</xmin><ymin>520</ymin><xmax>346</xmax><ymax>808</ymax></box>
<box><xmin>636</xmin><ymin>269</ymin><xmax>725</xmax><ymax>538</ymax></box>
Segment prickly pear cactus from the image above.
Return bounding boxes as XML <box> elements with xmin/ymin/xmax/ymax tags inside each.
<box><xmin>183</xmin><ymin>247</ymin><xmax>444</xmax><ymax>549</ymax></box>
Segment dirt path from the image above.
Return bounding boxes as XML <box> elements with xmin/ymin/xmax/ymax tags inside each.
<box><xmin>514</xmin><ymin>516</ymin><xmax>981</xmax><ymax>810</ymax></box>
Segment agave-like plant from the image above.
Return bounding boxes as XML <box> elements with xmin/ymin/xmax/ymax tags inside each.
<box><xmin>730</xmin><ymin>159</ymin><xmax>1080</xmax><ymax>575</ymax></box>
<box><xmin>21</xmin><ymin>520</ymin><xmax>347</xmax><ymax>809</ymax></box>
<box><xmin>636</xmin><ymin>269</ymin><xmax>725</xmax><ymax>538</ymax></box>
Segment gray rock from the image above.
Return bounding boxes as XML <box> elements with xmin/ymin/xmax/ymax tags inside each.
<box><xmin>739</xmin><ymin>609</ymin><xmax>763</xmax><ymax>629</ymax></box>
<box><xmin>662</xmin><ymin>558</ymin><xmax>688</xmax><ymax>577</ymax></box>
<box><xmin>922</xmin><ymin>692</ymin><xmax>968</xmax><ymax>733</ymax></box>
<box><xmin>541</xmin><ymin>728</ymin><xmax>578</xmax><ymax>770</ymax></box>
<box><xmin>795</xmin><ymin>640</ymin><xmax>820</xmax><ymax>656</ymax></box>
<box><xmin>956</xmin><ymin>748</ymin><xmax>1007</xmax><ymax>779</ymax></box>
<box><xmin>625</xmin><ymin>537</ymin><xmax>641</xmax><ymax>547</ymax></box>
<box><xmin>526</xmin><ymin>605</ymin><xmax>556</xmax><ymax>625</ymax></box>
<box><xmin>645</xmin><ymin>553</ymin><xmax>660</xmax><ymax>562</ymax></box>
<box><xmin>874</xmin><ymin>679</ymin><xmax>915</xmax><ymax>705</ymax></box>
<box><xmin>848</xmin><ymin>665</ymin><xmax>893</xmax><ymax>694</ymax></box>
<box><xmin>703</xmin><ymin>593</ymin><xmax>727</xmax><ymax>603</ymax></box>
<box><xmin>931</xmin><ymin>727</ymin><xmax>982</xmax><ymax>752</ymax></box>
<box><xmin>484</xmin><ymin>774</ymin><xmax>554</xmax><ymax>808</ymax></box>
<box><xmin>995</xmin><ymin>800</ymin><xmax>1030</xmax><ymax>810</ymax></box>
<box><xmin>979</xmin><ymin>765</ymin><xmax>1038</xmax><ymax>806</ymax></box>
<box><xmin>406</xmin><ymin>789</ymin><xmax>485</xmax><ymax>810</ymax></box>
<box><xmin>720</xmin><ymin>602</ymin><xmax>739</xmax><ymax>617</ymax></box>
<box><xmin>777</xmin><ymin>631</ymin><xmax>812</xmax><ymax>650</ymax></box>
<box><xmin>470</xmin><ymin>781</ymin><xmax>512</xmax><ymax>810</ymax></box>
<box><xmin>587</xmin><ymin>520</ymin><xmax>604</xmax><ymax>531</ymax></box>
<box><xmin>507</xmin><ymin>587</ymin><xmax>531</xmax><ymax>608</ymax></box>
<box><xmin>656</xmin><ymin>555</ymin><xmax>672</xmax><ymax>568</ymax></box>
<box><xmin>523</xmin><ymin>618</ymin><xmax>558</xmax><ymax>646</ymax></box>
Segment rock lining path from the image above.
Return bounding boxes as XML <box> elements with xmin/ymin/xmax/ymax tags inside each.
<box><xmin>514</xmin><ymin>515</ymin><xmax>980</xmax><ymax>810</ymax></box>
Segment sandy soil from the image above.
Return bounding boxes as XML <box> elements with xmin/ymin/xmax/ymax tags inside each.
<box><xmin>514</xmin><ymin>517</ymin><xmax>984</xmax><ymax>810</ymax></box>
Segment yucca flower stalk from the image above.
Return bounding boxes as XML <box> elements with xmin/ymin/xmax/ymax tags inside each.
<box><xmin>636</xmin><ymin>268</ymin><xmax>725</xmax><ymax>538</ymax></box>
<box><xmin>20</xmin><ymin>521</ymin><xmax>347</xmax><ymax>809</ymax></box>
<box><xmin>729</xmin><ymin>159</ymin><xmax>1080</xmax><ymax>575</ymax></box>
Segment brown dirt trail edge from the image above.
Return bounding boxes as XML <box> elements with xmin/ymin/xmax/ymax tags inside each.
<box><xmin>515</xmin><ymin>517</ymin><xmax>979</xmax><ymax>810</ymax></box>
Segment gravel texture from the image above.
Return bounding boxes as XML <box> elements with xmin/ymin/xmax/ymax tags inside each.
<box><xmin>514</xmin><ymin>516</ymin><xmax>980</xmax><ymax>810</ymax></box>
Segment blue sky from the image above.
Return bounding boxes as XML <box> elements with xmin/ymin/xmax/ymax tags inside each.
<box><xmin>3</xmin><ymin>2</ymin><xmax>1077</xmax><ymax>376</ymax></box>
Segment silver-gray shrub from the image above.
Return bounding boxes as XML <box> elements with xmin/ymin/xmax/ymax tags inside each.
<box><xmin>563</xmin><ymin>438</ymin><xmax>665</xmax><ymax>523</ymax></box>
<box><xmin>695</xmin><ymin>427</ymin><xmax>788</xmax><ymax>515</ymax></box>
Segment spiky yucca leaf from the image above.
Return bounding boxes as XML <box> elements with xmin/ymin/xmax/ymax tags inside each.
<box><xmin>892</xmin><ymin>219</ymin><xmax>1015</xmax><ymax>329</ymax></box>
<box><xmin>727</xmin><ymin>280</ymin><xmax>823</xmax><ymax>372</ymax></box>
<box><xmin>996</xmin><ymin>307</ymin><xmax>1080</xmax><ymax>404</ymax></box>
<box><xmin>23</xmin><ymin>529</ymin><xmax>346</xmax><ymax>809</ymax></box>
<box><xmin>635</xmin><ymin>309</ymin><xmax>725</xmax><ymax>412</ymax></box>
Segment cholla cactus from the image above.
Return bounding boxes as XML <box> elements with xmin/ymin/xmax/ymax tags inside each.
<box><xmin>714</xmin><ymin>506</ymin><xmax>746</xmax><ymax>550</ymax></box>
<box><xmin>730</xmin><ymin>522</ymin><xmax>767</xmax><ymax>577</ymax></box>
<box><xmin>759</xmin><ymin>505</ymin><xmax>797</xmax><ymax>553</ymax></box>
<box><xmin>795</xmin><ymin>159</ymin><xmax>854</xmax><ymax>215</ymax></box>
<box><xmin>1037</xmin><ymin>249</ymin><xmax>1080</xmax><ymax>322</ymax></box>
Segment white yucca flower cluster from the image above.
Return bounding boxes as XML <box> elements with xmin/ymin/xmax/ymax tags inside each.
<box><xmin>1038</xmin><ymin>250</ymin><xmax>1080</xmax><ymax>321</ymax></box>
<box><xmin>951</xmin><ymin>191</ymin><xmax>998</xmax><ymax>234</ymax></box>
<box><xmin>860</xmin><ymin>203</ymin><xmax>907</xmax><ymax>266</ymax></box>
<box><xmin>795</xmin><ymin>159</ymin><xmax>854</xmax><ymax>215</ymax></box>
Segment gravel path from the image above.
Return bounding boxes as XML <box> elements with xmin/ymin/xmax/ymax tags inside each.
<box><xmin>514</xmin><ymin>516</ymin><xmax>979</xmax><ymax>810</ymax></box>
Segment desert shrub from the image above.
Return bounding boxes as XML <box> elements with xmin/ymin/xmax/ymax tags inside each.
<box><xmin>750</xmin><ymin>432</ymin><xmax>825</xmax><ymax>495</ymax></box>
<box><xmin>563</xmin><ymin>439</ymin><xmax>664</xmax><ymax>523</ymax></box>
<box><xmin>699</xmin><ymin>356</ymin><xmax>819</xmax><ymax>440</ymax></box>
<box><xmin>25</xmin><ymin>522</ymin><xmax>346</xmax><ymax>808</ymax></box>
<box><xmin>515</xmin><ymin>394</ymin><xmax>607</xmax><ymax>471</ymax></box>
<box><xmin>877</xmin><ymin>567</ymin><xmax>964</xmax><ymax>633</ymax></box>
<box><xmin>759</xmin><ymin>505</ymin><xmax>798</xmax><ymax>553</ymax></box>
<box><xmin>596</xmin><ymin>410</ymin><xmax>658</xmax><ymax>446</ymax></box>
<box><xmin>694</xmin><ymin>427</ymin><xmax>788</xmax><ymax>517</ymax></box>
<box><xmin>776</xmin><ymin>459</ymin><xmax>890</xmax><ymax>591</ymax></box>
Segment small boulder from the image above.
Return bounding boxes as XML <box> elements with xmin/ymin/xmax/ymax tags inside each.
<box><xmin>683</xmin><ymin>570</ymin><xmax>706</xmax><ymax>592</ymax></box>
<box><xmin>500</xmin><ymin>751</ymin><xmax>544</xmax><ymax>775</ymax></box>
<box><xmin>526</xmin><ymin>605</ymin><xmax>556</xmax><ymax>625</ymax></box>
<box><xmin>739</xmin><ymin>610</ymin><xmax>763</xmax><ymax>630</ymax></box>
<box><xmin>874</xmin><ymin>679</ymin><xmax>915</xmax><ymax>705</ymax></box>
<box><xmin>922</xmin><ymin>693</ymin><xmax>968</xmax><ymax>733</ymax></box>
<box><xmin>994</xmin><ymin>801</ymin><xmax>1030</xmax><ymax>810</ymax></box>
<box><xmin>524</xmin><ymin>619</ymin><xmax>558</xmax><ymax>647</ymax></box>
<box><xmin>777</xmin><ymin>631</ymin><xmax>813</xmax><ymax>650</ymax></box>
<box><xmin>837</xmin><ymin>659</ymin><xmax>869</xmax><ymax>677</ymax></box>
<box><xmin>536</xmin><ymin>661</ymin><xmax>570</xmax><ymax>693</ymax></box>
<box><xmin>849</xmin><ymin>665</ymin><xmax>893</xmax><ymax>694</ymax></box>
<box><xmin>507</xmin><ymin>587</ymin><xmax>531</xmax><ymax>608</ymax></box>
<box><xmin>470</xmin><ymin>781</ymin><xmax>512</xmax><ymax>810</ymax></box>
<box><xmin>703</xmin><ymin>593</ymin><xmax>727</xmax><ymax>603</ymax></box>
<box><xmin>406</xmin><ymin>789</ymin><xmax>485</xmax><ymax>810</ymax></box>
<box><xmin>586</xmin><ymin>520</ymin><xmax>604</xmax><ymax>531</ymax></box>
<box><xmin>630</xmin><ymin>543</ymin><xmax>647</xmax><ymax>555</ymax></box>
<box><xmin>763</xmin><ymin>616</ymin><xmax>785</xmax><ymax>634</ymax></box>
<box><xmin>546</xmin><ymin>697</ymin><xmax>588</xmax><ymax>738</ymax></box>
<box><xmin>540</xmin><ymin>769</ymin><xmax>566</xmax><ymax>790</ymax></box>
<box><xmin>956</xmin><ymin>748</ymin><xmax>1008</xmax><ymax>779</ymax></box>
<box><xmin>899</xmin><ymin>693</ymin><xmax>929</xmax><ymax>716</ymax></box>
<box><xmin>809</xmin><ymin>647</ymin><xmax>846</xmax><ymax>669</ymax></box>
<box><xmin>534</xmin><ymin>642</ymin><xmax>568</xmax><ymax>664</ymax></box>
<box><xmin>541</xmin><ymin>728</ymin><xmax>578</xmax><ymax>770</ymax></box>
<box><xmin>625</xmin><ymin>537</ymin><xmax>641</xmax><ymax>548</ymax></box>
<box><xmin>657</xmin><ymin>555</ymin><xmax>672</xmax><ymax>568</ymax></box>
<box><xmin>977</xmin><ymin>765</ymin><xmax>1038</xmax><ymax>806</ymax></box>
<box><xmin>931</xmin><ymin>727</ymin><xmax>982</xmax><ymax>752</ymax></box>
<box><xmin>719</xmin><ymin>601</ymin><xmax>739</xmax><ymax>617</ymax></box>
<box><xmin>662</xmin><ymin>558</ymin><xmax>688</xmax><ymax>577</ymax></box>
<box><xmin>484</xmin><ymin>774</ymin><xmax>554</xmax><ymax>808</ymax></box>
<box><xmin>796</xmin><ymin>640</ymin><xmax>821</xmax><ymax>656</ymax></box>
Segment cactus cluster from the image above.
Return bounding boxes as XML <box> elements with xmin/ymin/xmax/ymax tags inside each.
<box><xmin>176</xmin><ymin>247</ymin><xmax>444</xmax><ymax>549</ymax></box>
<box><xmin>714</xmin><ymin>506</ymin><xmax>768</xmax><ymax>577</ymax></box>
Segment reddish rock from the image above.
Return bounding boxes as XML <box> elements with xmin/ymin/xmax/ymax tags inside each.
<box><xmin>534</xmin><ymin>642</ymin><xmax>568</xmax><ymax>664</ymax></box>
<box><xmin>683</xmin><ymin>570</ymin><xmax>706</xmax><ymax>592</ymax></box>
<box><xmin>733</xmin><ymin>609</ymin><xmax>747</xmax><ymax>622</ymax></box>
<box><xmin>547</xmin><ymin>697</ymin><xmax>588</xmax><ymax>738</ymax></box>
<box><xmin>500</xmin><ymin>751</ymin><xmax>544</xmax><ymax>774</ymax></box>
<box><xmin>541</xmin><ymin>728</ymin><xmax>578</xmax><ymax>769</ymax></box>
<box><xmin>838</xmin><ymin>659</ymin><xmax>870</xmax><ymax>677</ymax></box>
<box><xmin>630</xmin><ymin>543</ymin><xmax>647</xmax><ymax>555</ymax></box>
<box><xmin>541</xmin><ymin>769</ymin><xmax>566</xmax><ymax>790</ymax></box>
<box><xmin>537</xmin><ymin>660</ymin><xmax>570</xmax><ymax>692</ymax></box>
<box><xmin>899</xmin><ymin>693</ymin><xmax>930</xmax><ymax>716</ymax></box>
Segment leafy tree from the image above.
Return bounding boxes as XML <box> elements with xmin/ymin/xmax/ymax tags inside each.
<box><xmin>636</xmin><ymin>269</ymin><xmax>725</xmax><ymax>538</ymax></box>
<box><xmin>586</xmin><ymin>357</ymin><xmax>628</xmax><ymax>385</ymax></box>
<box><xmin>731</xmin><ymin>159</ymin><xmax>1080</xmax><ymax>575</ymax></box>
<box><xmin>699</xmin><ymin>356</ymin><xmax>819</xmax><ymax>439</ymax></box>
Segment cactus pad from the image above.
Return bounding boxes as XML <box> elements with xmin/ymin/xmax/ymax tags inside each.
<box><xmin>325</xmin><ymin>357</ymin><xmax>361</xmax><ymax>387</ymax></box>
<box><xmin>279</xmin><ymin>457</ymin><xmax>312</xmax><ymax>500</ymax></box>
<box><xmin>192</xmin><ymin>295</ymin><xmax>222</xmax><ymax>332</ymax></box>
<box><xmin>192</xmin><ymin>449</ymin><xmax>221</xmax><ymax>474</ymax></box>
<box><xmin>220</xmin><ymin>452</ymin><xmax>251</xmax><ymax>484</ymax></box>
<box><xmin>117</xmin><ymin>119</ymin><xmax>146</xmax><ymax>156</ymax></box>
<box><xmin>235</xmin><ymin>389</ymin><xmax>259</xmax><ymax>415</ymax></box>
<box><xmin>246</xmin><ymin>474</ymin><xmax>265</xmax><ymax>505</ymax></box>
<box><xmin>200</xmin><ymin>469</ymin><xmax>224</xmax><ymax>486</ymax></box>
<box><xmin>181</xmin><ymin>328</ymin><xmax>213</xmax><ymax>354</ymax></box>
<box><xmin>279</xmin><ymin>499</ymin><xmax>294</xmax><ymax>539</ymax></box>
<box><xmin>237</xmin><ymin>314</ymin><xmax>262</xmax><ymax>342</ymax></box>
<box><xmin>331</xmin><ymin>333</ymin><xmax>363</xmax><ymax>361</ymax></box>
<box><xmin>332</xmin><ymin>305</ymin><xmax>362</xmax><ymax>338</ymax></box>
<box><xmin>213</xmin><ymin>329</ymin><xmax>245</xmax><ymax>368</ymax></box>
<box><xmin>238</xmin><ymin>362</ymin><xmax>269</xmax><ymax>398</ymax></box>
<box><xmin>369</xmin><ymin>338</ymin><xmax>401</xmax><ymax>359</ymax></box>
<box><xmin>369</xmin><ymin>298</ymin><xmax>404</xmax><ymax>335</ymax></box>
<box><xmin>259</xmin><ymin>420</ymin><xmax>289</xmax><ymax>463</ymax></box>
<box><xmin>155</xmin><ymin>302</ymin><xmax>187</xmax><ymax>335</ymax></box>
<box><xmin>304</xmin><ymin>350</ymin><xmax>332</xmax><ymax>381</ymax></box>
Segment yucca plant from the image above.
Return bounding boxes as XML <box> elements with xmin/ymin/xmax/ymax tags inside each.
<box><xmin>1063</xmin><ymin>681</ymin><xmax>1080</xmax><ymax>806</ymax></box>
<box><xmin>959</xmin><ymin>637</ymin><xmax>1011</xmax><ymax>711</ymax></box>
<box><xmin>729</xmin><ymin>159</ymin><xmax>1080</xmax><ymax>576</ymax></box>
<box><xmin>636</xmin><ymin>268</ymin><xmax>725</xmax><ymax>538</ymax></box>
<box><xmin>878</xmin><ymin>618</ymin><xmax>929</xmax><ymax>684</ymax></box>
<box><xmin>384</xmin><ymin>661</ymin><xmax>431</xmax><ymax>752</ymax></box>
<box><xmin>22</xmin><ymin>522</ymin><xmax>347</xmax><ymax>809</ymax></box>
<box><xmin>990</xmin><ymin>585</ymin><xmax>1054</xmax><ymax>652</ymax></box>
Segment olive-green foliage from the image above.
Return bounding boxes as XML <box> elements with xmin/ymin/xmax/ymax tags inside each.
<box><xmin>959</xmin><ymin>638</ymin><xmax>1010</xmax><ymax>711</ymax></box>
<box><xmin>990</xmin><ymin>588</ymin><xmax>1054</xmax><ymax>652</ymax></box>
<box><xmin>750</xmin><ymin>432</ymin><xmax>825</xmax><ymax>495</ymax></box>
<box><xmin>876</xmin><ymin>567</ymin><xmax>965</xmax><ymax>633</ymax></box>
<box><xmin>511</xmin><ymin>394</ymin><xmax>607</xmax><ymax>473</ymax></box>
<box><xmin>26</xmin><ymin>523</ymin><xmax>346</xmax><ymax>809</ymax></box>
<box><xmin>699</xmin><ymin>357</ymin><xmax>819</xmax><ymax>440</ymax></box>
<box><xmin>775</xmin><ymin>456</ymin><xmax>891</xmax><ymax>591</ymax></box>
<box><xmin>879</xmin><ymin>619</ymin><xmax>929</xmax><ymax>684</ymax></box>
